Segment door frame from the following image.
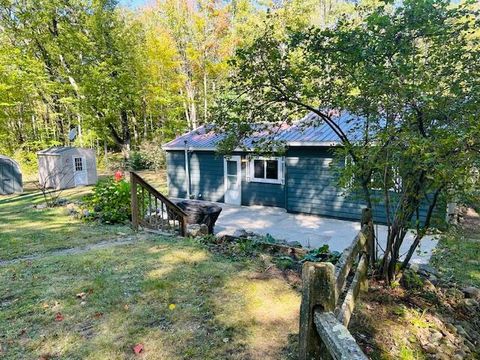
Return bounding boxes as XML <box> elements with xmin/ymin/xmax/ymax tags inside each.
<box><xmin>73</xmin><ymin>156</ymin><xmax>87</xmax><ymax>187</ymax></box>
<box><xmin>223</xmin><ymin>155</ymin><xmax>242</xmax><ymax>205</ymax></box>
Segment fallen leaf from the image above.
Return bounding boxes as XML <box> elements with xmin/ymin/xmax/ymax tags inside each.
<box><xmin>55</xmin><ymin>312</ymin><xmax>64</xmax><ymax>322</ymax></box>
<box><xmin>222</xmin><ymin>337</ymin><xmax>229</xmax><ymax>343</ymax></box>
<box><xmin>124</xmin><ymin>304</ymin><xmax>129</xmax><ymax>310</ymax></box>
<box><xmin>168</xmin><ymin>304</ymin><xmax>176</xmax><ymax>310</ymax></box>
<box><xmin>76</xmin><ymin>292</ymin><xmax>86</xmax><ymax>300</ymax></box>
<box><xmin>94</xmin><ymin>312</ymin><xmax>103</xmax><ymax>319</ymax></box>
<box><xmin>42</xmin><ymin>303</ymin><xmax>49</xmax><ymax>309</ymax></box>
<box><xmin>133</xmin><ymin>343</ymin><xmax>144</xmax><ymax>354</ymax></box>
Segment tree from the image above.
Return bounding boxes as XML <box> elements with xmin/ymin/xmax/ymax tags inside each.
<box><xmin>212</xmin><ymin>0</ymin><xmax>480</xmax><ymax>282</ymax></box>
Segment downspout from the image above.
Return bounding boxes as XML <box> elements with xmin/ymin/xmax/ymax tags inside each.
<box><xmin>184</xmin><ymin>140</ymin><xmax>191</xmax><ymax>199</ymax></box>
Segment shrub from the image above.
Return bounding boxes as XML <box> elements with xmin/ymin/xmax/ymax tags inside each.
<box><xmin>137</xmin><ymin>141</ymin><xmax>165</xmax><ymax>171</ymax></box>
<box><xmin>83</xmin><ymin>177</ymin><xmax>131</xmax><ymax>224</ymax></box>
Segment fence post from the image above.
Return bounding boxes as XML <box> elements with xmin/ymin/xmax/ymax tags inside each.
<box><xmin>361</xmin><ymin>208</ymin><xmax>375</xmax><ymax>266</ymax></box>
<box><xmin>299</xmin><ymin>262</ymin><xmax>336</xmax><ymax>360</ymax></box>
<box><xmin>130</xmin><ymin>172</ymin><xmax>139</xmax><ymax>231</ymax></box>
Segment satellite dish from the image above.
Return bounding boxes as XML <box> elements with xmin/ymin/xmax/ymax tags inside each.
<box><xmin>68</xmin><ymin>127</ymin><xmax>78</xmax><ymax>141</ymax></box>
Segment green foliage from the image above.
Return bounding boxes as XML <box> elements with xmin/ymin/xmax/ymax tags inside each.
<box><xmin>127</xmin><ymin>151</ymin><xmax>148</xmax><ymax>171</ymax></box>
<box><xmin>302</xmin><ymin>244</ymin><xmax>341</xmax><ymax>264</ymax></box>
<box><xmin>83</xmin><ymin>178</ymin><xmax>131</xmax><ymax>224</ymax></box>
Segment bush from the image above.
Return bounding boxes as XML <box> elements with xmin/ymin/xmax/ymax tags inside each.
<box><xmin>83</xmin><ymin>177</ymin><xmax>131</xmax><ymax>224</ymax></box>
<box><xmin>137</xmin><ymin>141</ymin><xmax>165</xmax><ymax>171</ymax></box>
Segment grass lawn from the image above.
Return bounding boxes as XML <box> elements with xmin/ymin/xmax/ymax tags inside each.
<box><xmin>0</xmin><ymin>171</ymin><xmax>300</xmax><ymax>359</ymax></box>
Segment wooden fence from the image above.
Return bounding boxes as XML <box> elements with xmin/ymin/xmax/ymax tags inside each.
<box><xmin>130</xmin><ymin>171</ymin><xmax>188</xmax><ymax>236</ymax></box>
<box><xmin>299</xmin><ymin>208</ymin><xmax>374</xmax><ymax>360</ymax></box>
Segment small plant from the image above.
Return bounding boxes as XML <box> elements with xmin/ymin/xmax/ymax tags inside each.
<box><xmin>301</xmin><ymin>244</ymin><xmax>341</xmax><ymax>264</ymax></box>
<box><xmin>275</xmin><ymin>256</ymin><xmax>296</xmax><ymax>270</ymax></box>
<box><xmin>82</xmin><ymin>175</ymin><xmax>131</xmax><ymax>224</ymax></box>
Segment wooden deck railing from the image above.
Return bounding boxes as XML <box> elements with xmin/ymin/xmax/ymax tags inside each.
<box><xmin>299</xmin><ymin>208</ymin><xmax>374</xmax><ymax>360</ymax></box>
<box><xmin>130</xmin><ymin>171</ymin><xmax>188</xmax><ymax>236</ymax></box>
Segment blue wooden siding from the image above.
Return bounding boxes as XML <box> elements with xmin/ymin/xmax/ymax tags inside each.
<box><xmin>166</xmin><ymin>148</ymin><xmax>442</xmax><ymax>225</ymax></box>
<box><xmin>166</xmin><ymin>151</ymin><xmax>187</xmax><ymax>198</ymax></box>
<box><xmin>285</xmin><ymin>147</ymin><xmax>440</xmax><ymax>224</ymax></box>
<box><xmin>166</xmin><ymin>151</ymin><xmax>224</xmax><ymax>202</ymax></box>
<box><xmin>240</xmin><ymin>159</ymin><xmax>285</xmax><ymax>207</ymax></box>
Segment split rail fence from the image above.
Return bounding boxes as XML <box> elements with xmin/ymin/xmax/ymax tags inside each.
<box><xmin>299</xmin><ymin>208</ymin><xmax>374</xmax><ymax>360</ymax></box>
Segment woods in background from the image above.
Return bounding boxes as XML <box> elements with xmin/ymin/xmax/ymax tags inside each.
<box><xmin>0</xmin><ymin>0</ymin><xmax>349</xmax><ymax>163</ymax></box>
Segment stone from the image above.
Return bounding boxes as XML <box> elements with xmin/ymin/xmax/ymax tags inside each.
<box><xmin>429</xmin><ymin>330</ymin><xmax>443</xmax><ymax>344</ymax></box>
<box><xmin>82</xmin><ymin>209</ymin><xmax>90</xmax><ymax>217</ymax></box>
<box><xmin>454</xmin><ymin>349</ymin><xmax>467</xmax><ymax>359</ymax></box>
<box><xmin>445</xmin><ymin>323</ymin><xmax>457</xmax><ymax>334</ymax></box>
<box><xmin>461</xmin><ymin>298</ymin><xmax>479</xmax><ymax>308</ymax></box>
<box><xmin>233</xmin><ymin>229</ymin><xmax>249</xmax><ymax>238</ymax></box>
<box><xmin>463</xmin><ymin>339</ymin><xmax>476</xmax><ymax>353</ymax></box>
<box><xmin>455</xmin><ymin>325</ymin><xmax>468</xmax><ymax>337</ymax></box>
<box><xmin>423</xmin><ymin>344</ymin><xmax>437</xmax><ymax>354</ymax></box>
<box><xmin>424</xmin><ymin>280</ymin><xmax>436</xmax><ymax>292</ymax></box>
<box><xmin>446</xmin><ymin>288</ymin><xmax>464</xmax><ymax>300</ymax></box>
<box><xmin>186</xmin><ymin>224</ymin><xmax>209</xmax><ymax>237</ymax></box>
<box><xmin>286</xmin><ymin>240</ymin><xmax>303</xmax><ymax>248</ymax></box>
<box><xmin>35</xmin><ymin>203</ymin><xmax>47</xmax><ymax>210</ymax></box>
<box><xmin>462</xmin><ymin>286</ymin><xmax>480</xmax><ymax>300</ymax></box>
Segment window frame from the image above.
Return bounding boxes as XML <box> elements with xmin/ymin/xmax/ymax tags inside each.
<box><xmin>247</xmin><ymin>156</ymin><xmax>284</xmax><ymax>185</ymax></box>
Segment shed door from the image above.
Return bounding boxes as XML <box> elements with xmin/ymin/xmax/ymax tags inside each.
<box><xmin>73</xmin><ymin>156</ymin><xmax>87</xmax><ymax>186</ymax></box>
<box><xmin>0</xmin><ymin>158</ymin><xmax>14</xmax><ymax>195</ymax></box>
<box><xmin>224</xmin><ymin>156</ymin><xmax>241</xmax><ymax>205</ymax></box>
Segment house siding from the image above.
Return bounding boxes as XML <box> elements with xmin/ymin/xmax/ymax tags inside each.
<box><xmin>166</xmin><ymin>151</ymin><xmax>224</xmax><ymax>202</ymax></box>
<box><xmin>285</xmin><ymin>147</ymin><xmax>440</xmax><ymax>224</ymax></box>
<box><xmin>166</xmin><ymin>147</ymin><xmax>442</xmax><ymax>225</ymax></box>
<box><xmin>239</xmin><ymin>156</ymin><xmax>284</xmax><ymax>207</ymax></box>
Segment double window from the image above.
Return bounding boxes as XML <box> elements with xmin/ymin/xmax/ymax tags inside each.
<box><xmin>248</xmin><ymin>157</ymin><xmax>284</xmax><ymax>184</ymax></box>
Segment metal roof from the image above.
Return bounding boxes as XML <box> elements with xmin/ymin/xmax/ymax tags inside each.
<box><xmin>162</xmin><ymin>111</ymin><xmax>366</xmax><ymax>151</ymax></box>
<box><xmin>37</xmin><ymin>147</ymin><xmax>93</xmax><ymax>156</ymax></box>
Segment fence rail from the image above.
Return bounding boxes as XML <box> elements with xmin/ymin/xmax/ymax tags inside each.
<box><xmin>299</xmin><ymin>208</ymin><xmax>374</xmax><ymax>360</ymax></box>
<box><xmin>130</xmin><ymin>171</ymin><xmax>188</xmax><ymax>236</ymax></box>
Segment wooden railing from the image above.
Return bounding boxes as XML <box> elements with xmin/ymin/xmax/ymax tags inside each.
<box><xmin>299</xmin><ymin>208</ymin><xmax>374</xmax><ymax>360</ymax></box>
<box><xmin>130</xmin><ymin>172</ymin><xmax>188</xmax><ymax>236</ymax></box>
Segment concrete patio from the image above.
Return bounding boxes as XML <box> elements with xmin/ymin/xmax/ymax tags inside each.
<box><xmin>214</xmin><ymin>203</ymin><xmax>439</xmax><ymax>265</ymax></box>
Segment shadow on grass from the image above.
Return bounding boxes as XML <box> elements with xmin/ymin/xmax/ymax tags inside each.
<box><xmin>0</xmin><ymin>236</ymin><xmax>300</xmax><ymax>359</ymax></box>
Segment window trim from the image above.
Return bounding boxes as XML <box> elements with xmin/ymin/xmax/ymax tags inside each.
<box><xmin>247</xmin><ymin>156</ymin><xmax>284</xmax><ymax>184</ymax></box>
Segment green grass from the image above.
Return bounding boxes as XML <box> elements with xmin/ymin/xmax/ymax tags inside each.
<box><xmin>431</xmin><ymin>227</ymin><xmax>480</xmax><ymax>287</ymax></box>
<box><xmin>0</xmin><ymin>187</ymin><xmax>133</xmax><ymax>261</ymax></box>
<box><xmin>0</xmin><ymin>173</ymin><xmax>300</xmax><ymax>359</ymax></box>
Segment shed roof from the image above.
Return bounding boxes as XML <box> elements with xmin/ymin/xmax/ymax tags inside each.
<box><xmin>162</xmin><ymin>111</ymin><xmax>366</xmax><ymax>151</ymax></box>
<box><xmin>37</xmin><ymin>147</ymin><xmax>93</xmax><ymax>156</ymax></box>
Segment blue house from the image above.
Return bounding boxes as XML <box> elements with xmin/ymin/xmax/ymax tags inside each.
<box><xmin>162</xmin><ymin>112</ymin><xmax>433</xmax><ymax>224</ymax></box>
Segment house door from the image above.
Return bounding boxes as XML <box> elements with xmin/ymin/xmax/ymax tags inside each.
<box><xmin>224</xmin><ymin>156</ymin><xmax>241</xmax><ymax>205</ymax></box>
<box><xmin>73</xmin><ymin>156</ymin><xmax>87</xmax><ymax>186</ymax></box>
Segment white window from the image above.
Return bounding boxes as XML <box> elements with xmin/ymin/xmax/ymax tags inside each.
<box><xmin>247</xmin><ymin>157</ymin><xmax>284</xmax><ymax>184</ymax></box>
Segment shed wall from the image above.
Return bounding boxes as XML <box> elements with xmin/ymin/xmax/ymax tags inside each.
<box><xmin>0</xmin><ymin>156</ymin><xmax>22</xmax><ymax>194</ymax></box>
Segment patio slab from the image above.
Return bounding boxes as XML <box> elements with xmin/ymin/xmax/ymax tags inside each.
<box><xmin>214</xmin><ymin>203</ymin><xmax>438</xmax><ymax>265</ymax></box>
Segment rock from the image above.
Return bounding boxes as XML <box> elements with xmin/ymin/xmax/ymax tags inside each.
<box><xmin>186</xmin><ymin>224</ymin><xmax>209</xmax><ymax>237</ymax></box>
<box><xmin>462</xmin><ymin>286</ymin><xmax>480</xmax><ymax>300</ymax></box>
<box><xmin>232</xmin><ymin>229</ymin><xmax>249</xmax><ymax>238</ymax></box>
<box><xmin>35</xmin><ymin>203</ymin><xmax>47</xmax><ymax>210</ymax></box>
<box><xmin>424</xmin><ymin>280</ymin><xmax>436</xmax><ymax>292</ymax></box>
<box><xmin>446</xmin><ymin>288</ymin><xmax>464</xmax><ymax>300</ymax></box>
<box><xmin>463</xmin><ymin>339</ymin><xmax>476</xmax><ymax>353</ymax></box>
<box><xmin>82</xmin><ymin>209</ymin><xmax>90</xmax><ymax>217</ymax></box>
<box><xmin>418</xmin><ymin>264</ymin><xmax>439</xmax><ymax>277</ymax></box>
<box><xmin>454</xmin><ymin>349</ymin><xmax>467</xmax><ymax>359</ymax></box>
<box><xmin>445</xmin><ymin>323</ymin><xmax>457</xmax><ymax>334</ymax></box>
<box><xmin>423</xmin><ymin>343</ymin><xmax>437</xmax><ymax>354</ymax></box>
<box><xmin>460</xmin><ymin>298</ymin><xmax>479</xmax><ymax>308</ymax></box>
<box><xmin>455</xmin><ymin>325</ymin><xmax>468</xmax><ymax>337</ymax></box>
<box><xmin>286</xmin><ymin>240</ymin><xmax>302</xmax><ymax>248</ymax></box>
<box><xmin>429</xmin><ymin>329</ymin><xmax>443</xmax><ymax>344</ymax></box>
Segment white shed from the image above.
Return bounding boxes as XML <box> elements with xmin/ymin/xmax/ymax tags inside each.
<box><xmin>37</xmin><ymin>147</ymin><xmax>97</xmax><ymax>189</ymax></box>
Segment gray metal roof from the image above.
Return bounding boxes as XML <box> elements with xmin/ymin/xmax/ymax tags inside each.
<box><xmin>37</xmin><ymin>147</ymin><xmax>75</xmax><ymax>155</ymax></box>
<box><xmin>162</xmin><ymin>111</ymin><xmax>366</xmax><ymax>151</ymax></box>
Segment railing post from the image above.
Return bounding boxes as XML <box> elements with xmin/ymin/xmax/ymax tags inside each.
<box><xmin>361</xmin><ymin>208</ymin><xmax>375</xmax><ymax>266</ymax></box>
<box><xmin>299</xmin><ymin>262</ymin><xmax>336</xmax><ymax>360</ymax></box>
<box><xmin>130</xmin><ymin>172</ymin><xmax>139</xmax><ymax>231</ymax></box>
